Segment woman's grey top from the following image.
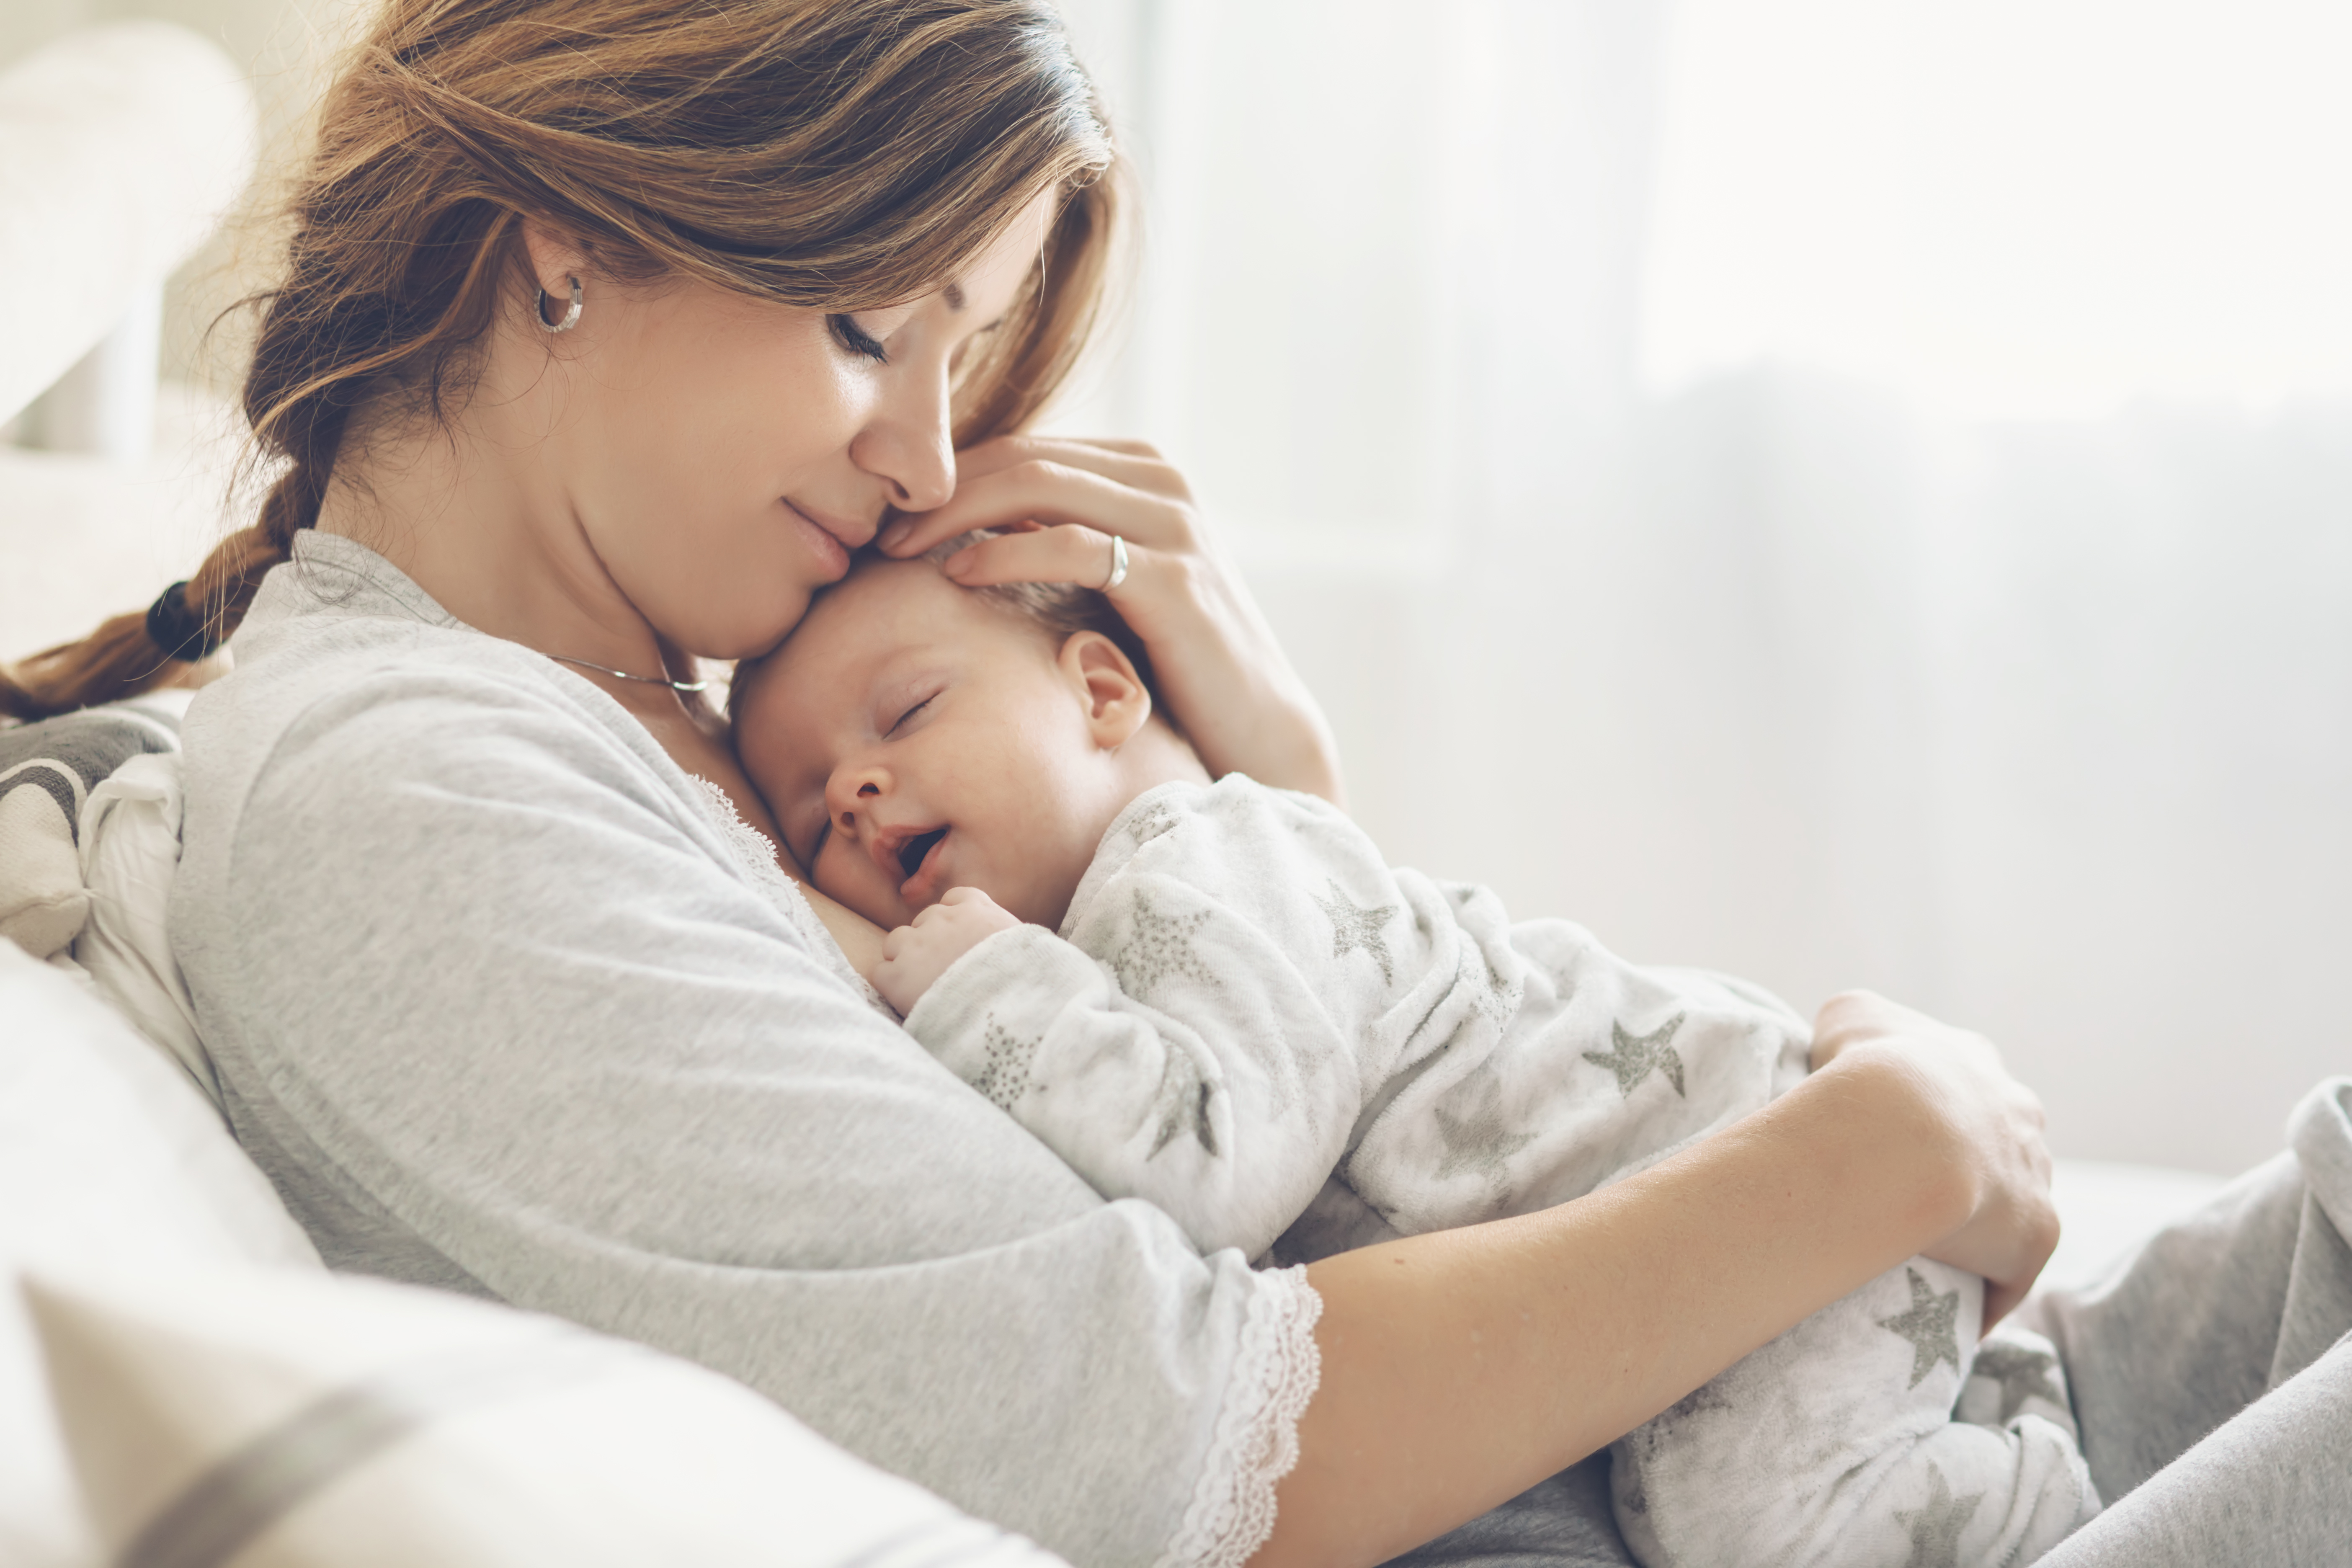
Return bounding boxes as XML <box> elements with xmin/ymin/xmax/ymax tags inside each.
<box><xmin>168</xmin><ymin>531</ymin><xmax>1322</xmax><ymax>1568</ymax></box>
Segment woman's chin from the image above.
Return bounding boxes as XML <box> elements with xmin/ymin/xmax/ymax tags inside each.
<box><xmin>660</xmin><ymin>598</ymin><xmax>816</xmax><ymax>664</ymax></box>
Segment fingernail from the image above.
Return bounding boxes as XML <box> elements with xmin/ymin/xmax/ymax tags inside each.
<box><xmin>943</xmin><ymin>551</ymin><xmax>973</xmax><ymax>578</ymax></box>
<box><xmin>880</xmin><ymin>522</ymin><xmax>911</xmax><ymax>552</ymax></box>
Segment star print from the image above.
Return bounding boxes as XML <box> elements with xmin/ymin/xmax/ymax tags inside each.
<box><xmin>1877</xmin><ymin>1267</ymin><xmax>1963</xmax><ymax>1388</ymax></box>
<box><xmin>1431</xmin><ymin>1078</ymin><xmax>1538</xmax><ymax>1184</ymax></box>
<box><xmin>1581</xmin><ymin>1015</ymin><xmax>1687</xmax><ymax>1099</ymax></box>
<box><xmin>1314</xmin><ymin>880</ymin><xmax>1400</xmax><ymax>986</ymax></box>
<box><xmin>1893</xmin><ymin>1464</ymin><xmax>1983</xmax><ymax>1568</ymax></box>
<box><xmin>1147</xmin><ymin>1047</ymin><xmax>1218</xmax><ymax>1158</ymax></box>
<box><xmin>1619</xmin><ymin>1471</ymin><xmax>1648</xmax><ymax>1517</ymax></box>
<box><xmin>1972</xmin><ymin>1339</ymin><xmax>2067</xmax><ymax>1424</ymax></box>
<box><xmin>1665</xmin><ymin>1379</ymin><xmax>1734</xmax><ymax>1423</ymax></box>
<box><xmin>1468</xmin><ymin>948</ymin><xmax>1520</xmax><ymax>1029</ymax></box>
<box><xmin>1111</xmin><ymin>891</ymin><xmax>1218</xmax><ymax>1000</ymax></box>
<box><xmin>1122</xmin><ymin>800</ymin><xmax>1181</xmax><ymax>848</ymax></box>
<box><xmin>969</xmin><ymin>1017</ymin><xmax>1039</xmax><ymax>1112</ymax></box>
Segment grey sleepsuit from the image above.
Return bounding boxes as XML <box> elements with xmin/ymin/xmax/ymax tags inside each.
<box><xmin>903</xmin><ymin>775</ymin><xmax>2102</xmax><ymax>1568</ymax></box>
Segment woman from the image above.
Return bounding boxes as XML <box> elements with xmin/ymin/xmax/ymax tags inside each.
<box><xmin>4</xmin><ymin>2</ymin><xmax>2341</xmax><ymax>1564</ymax></box>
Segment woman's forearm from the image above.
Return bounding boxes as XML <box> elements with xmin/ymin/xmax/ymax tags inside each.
<box><xmin>1255</xmin><ymin>1045</ymin><xmax>1978</xmax><ymax>1567</ymax></box>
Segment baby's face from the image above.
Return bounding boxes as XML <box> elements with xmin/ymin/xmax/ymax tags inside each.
<box><xmin>735</xmin><ymin>558</ymin><xmax>1132</xmax><ymax>931</ymax></box>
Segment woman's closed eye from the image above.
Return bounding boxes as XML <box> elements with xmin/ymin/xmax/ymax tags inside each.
<box><xmin>827</xmin><ymin>313</ymin><xmax>889</xmax><ymax>364</ymax></box>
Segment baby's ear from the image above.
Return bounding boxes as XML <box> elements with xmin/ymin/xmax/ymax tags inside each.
<box><xmin>1060</xmin><ymin>631</ymin><xmax>1152</xmax><ymax>749</ymax></box>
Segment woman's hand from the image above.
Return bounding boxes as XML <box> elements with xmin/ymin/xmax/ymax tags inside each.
<box><xmin>876</xmin><ymin>435</ymin><xmax>1348</xmax><ymax>806</ymax></box>
<box><xmin>1810</xmin><ymin>991</ymin><xmax>2058</xmax><ymax>1325</ymax></box>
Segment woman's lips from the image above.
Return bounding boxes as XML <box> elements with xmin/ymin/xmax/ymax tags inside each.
<box><xmin>783</xmin><ymin>498</ymin><xmax>852</xmax><ymax>579</ymax></box>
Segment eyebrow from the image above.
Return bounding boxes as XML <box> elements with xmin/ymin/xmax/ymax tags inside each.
<box><xmin>943</xmin><ymin>281</ymin><xmax>966</xmax><ymax>312</ymax></box>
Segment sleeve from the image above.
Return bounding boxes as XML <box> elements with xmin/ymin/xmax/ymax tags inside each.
<box><xmin>901</xmin><ymin>918</ymin><xmax>1360</xmax><ymax>1261</ymax></box>
<box><xmin>171</xmin><ymin>666</ymin><xmax>1322</xmax><ymax>1568</ymax></box>
<box><xmin>901</xmin><ymin>781</ymin><xmax>1457</xmax><ymax>1266</ymax></box>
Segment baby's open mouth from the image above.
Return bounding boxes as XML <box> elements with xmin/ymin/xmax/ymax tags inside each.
<box><xmin>897</xmin><ymin>827</ymin><xmax>948</xmax><ymax>879</ymax></box>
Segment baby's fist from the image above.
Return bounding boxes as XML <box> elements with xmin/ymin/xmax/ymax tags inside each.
<box><xmin>871</xmin><ymin>886</ymin><xmax>1023</xmax><ymax>1015</ymax></box>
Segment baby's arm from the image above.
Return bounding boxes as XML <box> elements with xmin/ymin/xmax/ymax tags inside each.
<box><xmin>886</xmin><ymin>879</ymin><xmax>1362</xmax><ymax>1261</ymax></box>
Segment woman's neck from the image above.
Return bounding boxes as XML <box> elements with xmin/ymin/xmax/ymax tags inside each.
<box><xmin>314</xmin><ymin>395</ymin><xmax>888</xmax><ymax>970</ymax></box>
<box><xmin>319</xmin><ymin>385</ymin><xmax>684</xmax><ymax>709</ymax></box>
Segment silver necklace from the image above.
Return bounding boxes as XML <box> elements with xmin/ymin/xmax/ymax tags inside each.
<box><xmin>547</xmin><ymin>651</ymin><xmax>710</xmax><ymax>693</ymax></box>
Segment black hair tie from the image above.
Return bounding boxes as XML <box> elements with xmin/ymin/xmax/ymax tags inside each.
<box><xmin>145</xmin><ymin>581</ymin><xmax>222</xmax><ymax>662</ymax></box>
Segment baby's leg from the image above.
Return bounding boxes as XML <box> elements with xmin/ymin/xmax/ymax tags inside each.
<box><xmin>1613</xmin><ymin>1259</ymin><xmax>2100</xmax><ymax>1568</ymax></box>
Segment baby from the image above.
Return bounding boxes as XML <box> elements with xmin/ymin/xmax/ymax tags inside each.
<box><xmin>731</xmin><ymin>543</ymin><xmax>2102</xmax><ymax>1568</ymax></box>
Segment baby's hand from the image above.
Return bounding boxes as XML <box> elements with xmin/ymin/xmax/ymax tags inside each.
<box><xmin>871</xmin><ymin>887</ymin><xmax>1023</xmax><ymax>1016</ymax></box>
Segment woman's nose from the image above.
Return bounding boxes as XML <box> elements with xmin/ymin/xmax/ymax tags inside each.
<box><xmin>854</xmin><ymin>361</ymin><xmax>955</xmax><ymax>513</ymax></box>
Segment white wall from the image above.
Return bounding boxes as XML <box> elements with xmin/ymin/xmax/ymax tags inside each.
<box><xmin>1057</xmin><ymin>0</ymin><xmax>2352</xmax><ymax>1177</ymax></box>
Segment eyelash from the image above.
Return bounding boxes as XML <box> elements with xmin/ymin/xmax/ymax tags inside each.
<box><xmin>827</xmin><ymin>314</ymin><xmax>888</xmax><ymax>364</ymax></box>
<box><xmin>887</xmin><ymin>695</ymin><xmax>934</xmax><ymax>736</ymax></box>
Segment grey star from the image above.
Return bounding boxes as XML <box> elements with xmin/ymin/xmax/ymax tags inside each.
<box><xmin>1665</xmin><ymin>1378</ymin><xmax>1735</xmax><ymax>1423</ymax></box>
<box><xmin>1877</xmin><ymin>1267</ymin><xmax>1963</xmax><ymax>1388</ymax></box>
<box><xmin>1431</xmin><ymin>1080</ymin><xmax>1538</xmax><ymax>1184</ymax></box>
<box><xmin>1111</xmin><ymin>891</ymin><xmax>1218</xmax><ymax>1000</ymax></box>
<box><xmin>1122</xmin><ymin>800</ymin><xmax>1181</xmax><ymax>848</ymax></box>
<box><xmin>1468</xmin><ymin>949</ymin><xmax>1520</xmax><ymax>1029</ymax></box>
<box><xmin>1581</xmin><ymin>1015</ymin><xmax>1688</xmax><ymax>1099</ymax></box>
<box><xmin>968</xmin><ymin>1016</ymin><xmax>1040</xmax><ymax>1112</ymax></box>
<box><xmin>1893</xmin><ymin>1464</ymin><xmax>1983</xmax><ymax>1568</ymax></box>
<box><xmin>1313</xmin><ymin>879</ymin><xmax>1400</xmax><ymax>986</ymax></box>
<box><xmin>1147</xmin><ymin>1048</ymin><xmax>1218</xmax><ymax>1158</ymax></box>
<box><xmin>1972</xmin><ymin>1339</ymin><xmax>2067</xmax><ymax>1424</ymax></box>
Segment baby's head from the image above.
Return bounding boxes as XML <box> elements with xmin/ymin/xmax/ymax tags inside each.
<box><xmin>733</xmin><ymin>537</ymin><xmax>1204</xmax><ymax>931</ymax></box>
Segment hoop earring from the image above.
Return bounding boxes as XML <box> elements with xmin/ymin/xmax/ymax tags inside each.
<box><xmin>536</xmin><ymin>276</ymin><xmax>583</xmax><ymax>333</ymax></box>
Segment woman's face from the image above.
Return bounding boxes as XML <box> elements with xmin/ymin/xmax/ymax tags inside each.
<box><xmin>514</xmin><ymin>193</ymin><xmax>1055</xmax><ymax>662</ymax></box>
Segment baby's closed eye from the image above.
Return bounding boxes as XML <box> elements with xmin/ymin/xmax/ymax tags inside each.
<box><xmin>886</xmin><ymin>693</ymin><xmax>936</xmax><ymax>735</ymax></box>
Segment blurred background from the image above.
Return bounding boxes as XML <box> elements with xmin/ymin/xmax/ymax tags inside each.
<box><xmin>10</xmin><ymin>0</ymin><xmax>2352</xmax><ymax>1175</ymax></box>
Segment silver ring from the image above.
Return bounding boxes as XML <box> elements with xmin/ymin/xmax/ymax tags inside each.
<box><xmin>1100</xmin><ymin>533</ymin><xmax>1129</xmax><ymax>592</ymax></box>
<box><xmin>537</xmin><ymin>276</ymin><xmax>583</xmax><ymax>334</ymax></box>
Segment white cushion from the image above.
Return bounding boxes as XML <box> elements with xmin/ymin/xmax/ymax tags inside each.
<box><xmin>24</xmin><ymin>1264</ymin><xmax>1071</xmax><ymax>1568</ymax></box>
<box><xmin>0</xmin><ymin>782</ymin><xmax>81</xmax><ymax>959</ymax></box>
<box><xmin>0</xmin><ymin>940</ymin><xmax>319</xmax><ymax>1568</ymax></box>
<box><xmin>75</xmin><ymin>749</ymin><xmax>219</xmax><ymax>1110</ymax></box>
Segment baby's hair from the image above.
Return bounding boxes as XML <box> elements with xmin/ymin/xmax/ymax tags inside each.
<box><xmin>921</xmin><ymin>530</ymin><xmax>1160</xmax><ymax>702</ymax></box>
<box><xmin>728</xmin><ymin>529</ymin><xmax>1161</xmax><ymax>726</ymax></box>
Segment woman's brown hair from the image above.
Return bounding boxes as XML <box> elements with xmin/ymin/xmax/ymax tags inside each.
<box><xmin>1</xmin><ymin>0</ymin><xmax>1122</xmax><ymax>720</ymax></box>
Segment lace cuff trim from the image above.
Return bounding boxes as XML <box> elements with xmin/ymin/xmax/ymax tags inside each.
<box><xmin>686</xmin><ymin>776</ymin><xmax>894</xmax><ymax>1018</ymax></box>
<box><xmin>1156</xmin><ymin>1264</ymin><xmax>1324</xmax><ymax>1568</ymax></box>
